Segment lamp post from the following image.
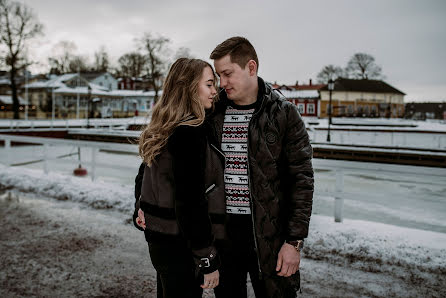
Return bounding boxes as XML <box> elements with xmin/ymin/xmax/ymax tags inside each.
<box><xmin>86</xmin><ymin>85</ymin><xmax>92</xmax><ymax>128</ymax></box>
<box><xmin>24</xmin><ymin>68</ymin><xmax>28</xmax><ymax>121</ymax></box>
<box><xmin>326</xmin><ymin>79</ymin><xmax>334</xmax><ymax>142</ymax></box>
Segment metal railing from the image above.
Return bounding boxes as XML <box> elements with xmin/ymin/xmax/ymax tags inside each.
<box><xmin>0</xmin><ymin>117</ymin><xmax>147</xmax><ymax>131</ymax></box>
<box><xmin>3</xmin><ymin>134</ymin><xmax>445</xmax><ymax>223</ymax></box>
<box><xmin>0</xmin><ymin>134</ymin><xmax>138</xmax><ymax>181</ymax></box>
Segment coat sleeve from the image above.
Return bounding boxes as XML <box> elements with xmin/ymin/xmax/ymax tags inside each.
<box><xmin>169</xmin><ymin>125</ymin><xmax>220</xmax><ymax>274</ymax></box>
<box><xmin>282</xmin><ymin>103</ymin><xmax>314</xmax><ymax>240</ymax></box>
<box><xmin>132</xmin><ymin>162</ymin><xmax>145</xmax><ymax>231</ymax></box>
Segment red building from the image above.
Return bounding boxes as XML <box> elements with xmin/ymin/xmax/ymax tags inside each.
<box><xmin>272</xmin><ymin>79</ymin><xmax>324</xmax><ymax>117</ymax></box>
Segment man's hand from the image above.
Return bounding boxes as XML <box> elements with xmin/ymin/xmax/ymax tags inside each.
<box><xmin>276</xmin><ymin>242</ymin><xmax>300</xmax><ymax>277</ymax></box>
<box><xmin>136</xmin><ymin>208</ymin><xmax>146</xmax><ymax>230</ymax></box>
<box><xmin>201</xmin><ymin>270</ymin><xmax>219</xmax><ymax>289</ymax></box>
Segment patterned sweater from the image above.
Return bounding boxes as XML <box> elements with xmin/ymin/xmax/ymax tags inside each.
<box><xmin>222</xmin><ymin>104</ymin><xmax>255</xmax><ymax>215</ymax></box>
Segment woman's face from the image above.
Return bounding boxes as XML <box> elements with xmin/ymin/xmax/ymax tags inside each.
<box><xmin>197</xmin><ymin>66</ymin><xmax>217</xmax><ymax>109</ymax></box>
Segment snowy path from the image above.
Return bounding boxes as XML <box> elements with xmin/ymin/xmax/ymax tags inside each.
<box><xmin>1</xmin><ymin>188</ymin><xmax>444</xmax><ymax>297</ymax></box>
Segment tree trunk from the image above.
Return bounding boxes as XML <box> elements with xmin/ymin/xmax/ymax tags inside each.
<box><xmin>154</xmin><ymin>87</ymin><xmax>159</xmax><ymax>104</ymax></box>
<box><xmin>9</xmin><ymin>67</ymin><xmax>20</xmax><ymax>119</ymax></box>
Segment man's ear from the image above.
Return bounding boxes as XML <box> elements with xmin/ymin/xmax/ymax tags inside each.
<box><xmin>247</xmin><ymin>60</ymin><xmax>257</xmax><ymax>76</ymax></box>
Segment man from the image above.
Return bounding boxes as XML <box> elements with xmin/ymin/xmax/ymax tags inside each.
<box><xmin>208</xmin><ymin>37</ymin><xmax>314</xmax><ymax>298</ymax></box>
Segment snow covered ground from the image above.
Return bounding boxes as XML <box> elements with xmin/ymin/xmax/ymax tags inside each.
<box><xmin>0</xmin><ymin>138</ymin><xmax>445</xmax><ymax>296</ymax></box>
<box><xmin>1</xmin><ymin>144</ymin><xmax>445</xmax><ymax>233</ymax></box>
<box><xmin>0</xmin><ymin>164</ymin><xmax>445</xmax><ymax>297</ymax></box>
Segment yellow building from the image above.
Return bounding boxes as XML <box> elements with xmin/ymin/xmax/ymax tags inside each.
<box><xmin>319</xmin><ymin>78</ymin><xmax>405</xmax><ymax>118</ymax></box>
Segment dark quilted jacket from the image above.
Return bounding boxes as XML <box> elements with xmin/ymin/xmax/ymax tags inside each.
<box><xmin>135</xmin><ymin>124</ymin><xmax>226</xmax><ymax>274</ymax></box>
<box><xmin>208</xmin><ymin>77</ymin><xmax>314</xmax><ymax>296</ymax></box>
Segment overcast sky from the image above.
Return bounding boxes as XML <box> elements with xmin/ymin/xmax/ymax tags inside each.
<box><xmin>19</xmin><ymin>0</ymin><xmax>446</xmax><ymax>102</ymax></box>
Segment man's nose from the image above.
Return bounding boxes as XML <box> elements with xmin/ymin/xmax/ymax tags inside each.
<box><xmin>219</xmin><ymin>76</ymin><xmax>227</xmax><ymax>88</ymax></box>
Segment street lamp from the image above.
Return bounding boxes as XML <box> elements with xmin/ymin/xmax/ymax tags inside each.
<box><xmin>326</xmin><ymin>79</ymin><xmax>335</xmax><ymax>142</ymax></box>
<box><xmin>86</xmin><ymin>85</ymin><xmax>92</xmax><ymax>128</ymax></box>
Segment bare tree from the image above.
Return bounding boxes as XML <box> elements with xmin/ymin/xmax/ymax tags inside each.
<box><xmin>139</xmin><ymin>32</ymin><xmax>171</xmax><ymax>102</ymax></box>
<box><xmin>68</xmin><ymin>55</ymin><xmax>90</xmax><ymax>73</ymax></box>
<box><xmin>93</xmin><ymin>45</ymin><xmax>109</xmax><ymax>72</ymax></box>
<box><xmin>48</xmin><ymin>40</ymin><xmax>77</xmax><ymax>74</ymax></box>
<box><xmin>316</xmin><ymin>64</ymin><xmax>344</xmax><ymax>83</ymax></box>
<box><xmin>0</xmin><ymin>0</ymin><xmax>43</xmax><ymax>119</ymax></box>
<box><xmin>174</xmin><ymin>47</ymin><xmax>193</xmax><ymax>60</ymax></box>
<box><xmin>345</xmin><ymin>53</ymin><xmax>383</xmax><ymax>80</ymax></box>
<box><xmin>116</xmin><ymin>52</ymin><xmax>146</xmax><ymax>78</ymax></box>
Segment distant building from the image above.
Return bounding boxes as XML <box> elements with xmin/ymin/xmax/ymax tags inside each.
<box><xmin>272</xmin><ymin>79</ymin><xmax>322</xmax><ymax>117</ymax></box>
<box><xmin>18</xmin><ymin>73</ymin><xmax>155</xmax><ymax>119</ymax></box>
<box><xmin>0</xmin><ymin>71</ymin><xmax>46</xmax><ymax>118</ymax></box>
<box><xmin>81</xmin><ymin>72</ymin><xmax>118</xmax><ymax>91</ymax></box>
<box><xmin>319</xmin><ymin>78</ymin><xmax>405</xmax><ymax>118</ymax></box>
<box><xmin>0</xmin><ymin>95</ymin><xmax>27</xmax><ymax>118</ymax></box>
<box><xmin>117</xmin><ymin>77</ymin><xmax>154</xmax><ymax>91</ymax></box>
<box><xmin>405</xmin><ymin>102</ymin><xmax>446</xmax><ymax>120</ymax></box>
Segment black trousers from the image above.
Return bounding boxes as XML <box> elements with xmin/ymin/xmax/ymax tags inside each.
<box><xmin>214</xmin><ymin>215</ymin><xmax>268</xmax><ymax>298</ymax></box>
<box><xmin>148</xmin><ymin>237</ymin><xmax>203</xmax><ymax>298</ymax></box>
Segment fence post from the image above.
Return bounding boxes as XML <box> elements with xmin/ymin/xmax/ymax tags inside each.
<box><xmin>4</xmin><ymin>139</ymin><xmax>11</xmax><ymax>165</ymax></box>
<box><xmin>43</xmin><ymin>143</ymin><xmax>49</xmax><ymax>174</ymax></box>
<box><xmin>334</xmin><ymin>169</ymin><xmax>344</xmax><ymax>223</ymax></box>
<box><xmin>91</xmin><ymin>148</ymin><xmax>97</xmax><ymax>181</ymax></box>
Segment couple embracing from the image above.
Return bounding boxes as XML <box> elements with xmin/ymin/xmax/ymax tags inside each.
<box><xmin>133</xmin><ymin>36</ymin><xmax>314</xmax><ymax>298</ymax></box>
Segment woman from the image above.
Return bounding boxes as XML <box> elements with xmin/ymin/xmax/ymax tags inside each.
<box><xmin>134</xmin><ymin>58</ymin><xmax>225</xmax><ymax>298</ymax></box>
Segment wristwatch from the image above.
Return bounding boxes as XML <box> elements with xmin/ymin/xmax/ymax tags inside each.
<box><xmin>286</xmin><ymin>240</ymin><xmax>304</xmax><ymax>252</ymax></box>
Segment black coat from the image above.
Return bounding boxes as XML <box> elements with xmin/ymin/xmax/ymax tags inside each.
<box><xmin>134</xmin><ymin>123</ymin><xmax>225</xmax><ymax>274</ymax></box>
<box><xmin>208</xmin><ymin>77</ymin><xmax>314</xmax><ymax>296</ymax></box>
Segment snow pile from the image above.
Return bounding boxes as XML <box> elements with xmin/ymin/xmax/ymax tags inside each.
<box><xmin>305</xmin><ymin>216</ymin><xmax>446</xmax><ymax>289</ymax></box>
<box><xmin>0</xmin><ymin>165</ymin><xmax>134</xmax><ymax>213</ymax></box>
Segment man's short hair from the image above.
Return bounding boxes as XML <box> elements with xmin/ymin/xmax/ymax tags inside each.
<box><xmin>210</xmin><ymin>36</ymin><xmax>259</xmax><ymax>71</ymax></box>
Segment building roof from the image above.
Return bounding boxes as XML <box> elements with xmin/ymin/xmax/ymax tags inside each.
<box><xmin>80</xmin><ymin>72</ymin><xmax>109</xmax><ymax>81</ymax></box>
<box><xmin>25</xmin><ymin>73</ymin><xmax>78</xmax><ymax>89</ymax></box>
<box><xmin>276</xmin><ymin>89</ymin><xmax>319</xmax><ymax>99</ymax></box>
<box><xmin>53</xmin><ymin>86</ymin><xmax>158</xmax><ymax>98</ymax></box>
<box><xmin>22</xmin><ymin>73</ymin><xmax>158</xmax><ymax>98</ymax></box>
<box><xmin>321</xmin><ymin>78</ymin><xmax>405</xmax><ymax>95</ymax></box>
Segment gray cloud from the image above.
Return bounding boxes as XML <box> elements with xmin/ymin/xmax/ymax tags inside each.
<box><xmin>19</xmin><ymin>0</ymin><xmax>446</xmax><ymax>102</ymax></box>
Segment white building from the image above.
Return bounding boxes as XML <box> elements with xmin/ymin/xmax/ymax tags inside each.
<box><xmin>23</xmin><ymin>73</ymin><xmax>155</xmax><ymax>119</ymax></box>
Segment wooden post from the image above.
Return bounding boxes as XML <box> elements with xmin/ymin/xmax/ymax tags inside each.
<box><xmin>91</xmin><ymin>148</ymin><xmax>97</xmax><ymax>181</ymax></box>
<box><xmin>5</xmin><ymin>139</ymin><xmax>11</xmax><ymax>165</ymax></box>
<box><xmin>43</xmin><ymin>144</ymin><xmax>49</xmax><ymax>174</ymax></box>
<box><xmin>334</xmin><ymin>169</ymin><xmax>344</xmax><ymax>223</ymax></box>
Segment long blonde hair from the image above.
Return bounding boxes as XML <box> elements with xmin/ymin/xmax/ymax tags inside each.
<box><xmin>139</xmin><ymin>58</ymin><xmax>217</xmax><ymax>165</ymax></box>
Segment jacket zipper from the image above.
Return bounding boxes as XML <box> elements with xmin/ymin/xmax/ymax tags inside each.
<box><xmin>247</xmin><ymin>112</ymin><xmax>263</xmax><ymax>280</ymax></box>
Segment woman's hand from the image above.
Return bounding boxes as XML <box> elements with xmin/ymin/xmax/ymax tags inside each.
<box><xmin>201</xmin><ymin>270</ymin><xmax>219</xmax><ymax>289</ymax></box>
<box><xmin>136</xmin><ymin>208</ymin><xmax>146</xmax><ymax>229</ymax></box>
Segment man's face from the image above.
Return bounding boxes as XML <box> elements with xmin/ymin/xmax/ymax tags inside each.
<box><xmin>213</xmin><ymin>54</ymin><xmax>253</xmax><ymax>102</ymax></box>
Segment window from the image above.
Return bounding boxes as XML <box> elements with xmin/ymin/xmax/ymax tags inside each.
<box><xmin>297</xmin><ymin>103</ymin><xmax>305</xmax><ymax>114</ymax></box>
<box><xmin>307</xmin><ymin>103</ymin><xmax>315</xmax><ymax>114</ymax></box>
<box><xmin>363</xmin><ymin>105</ymin><xmax>370</xmax><ymax>116</ymax></box>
